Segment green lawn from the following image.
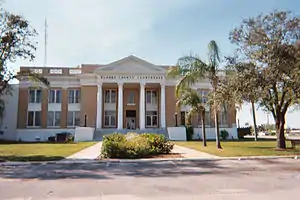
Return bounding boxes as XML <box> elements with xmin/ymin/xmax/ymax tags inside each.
<box><xmin>0</xmin><ymin>141</ymin><xmax>97</xmax><ymax>161</ymax></box>
<box><xmin>174</xmin><ymin>140</ymin><xmax>300</xmax><ymax>157</ymax></box>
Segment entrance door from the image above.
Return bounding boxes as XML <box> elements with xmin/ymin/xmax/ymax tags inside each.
<box><xmin>126</xmin><ymin>110</ymin><xmax>136</xmax><ymax>129</ymax></box>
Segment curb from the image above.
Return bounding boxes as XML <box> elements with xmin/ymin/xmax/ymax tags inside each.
<box><xmin>0</xmin><ymin>155</ymin><xmax>299</xmax><ymax>166</ymax></box>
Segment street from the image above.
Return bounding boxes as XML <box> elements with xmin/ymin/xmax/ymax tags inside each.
<box><xmin>0</xmin><ymin>158</ymin><xmax>300</xmax><ymax>199</ymax></box>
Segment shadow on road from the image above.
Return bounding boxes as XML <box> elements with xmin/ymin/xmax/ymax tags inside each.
<box><xmin>0</xmin><ymin>160</ymin><xmax>227</xmax><ymax>180</ymax></box>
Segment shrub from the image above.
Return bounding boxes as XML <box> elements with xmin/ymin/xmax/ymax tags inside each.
<box><xmin>66</xmin><ymin>134</ymin><xmax>74</xmax><ymax>143</ymax></box>
<box><xmin>101</xmin><ymin>133</ymin><xmax>127</xmax><ymax>158</ymax></box>
<box><xmin>220</xmin><ymin>130</ymin><xmax>229</xmax><ymax>140</ymax></box>
<box><xmin>101</xmin><ymin>132</ymin><xmax>174</xmax><ymax>159</ymax></box>
<box><xmin>48</xmin><ymin>136</ymin><xmax>56</xmax><ymax>143</ymax></box>
<box><xmin>140</xmin><ymin>133</ymin><xmax>174</xmax><ymax>154</ymax></box>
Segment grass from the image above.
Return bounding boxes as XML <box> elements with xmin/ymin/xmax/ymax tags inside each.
<box><xmin>174</xmin><ymin>140</ymin><xmax>300</xmax><ymax>157</ymax></box>
<box><xmin>0</xmin><ymin>141</ymin><xmax>97</xmax><ymax>162</ymax></box>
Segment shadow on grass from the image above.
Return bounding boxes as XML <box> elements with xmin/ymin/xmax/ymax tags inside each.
<box><xmin>0</xmin><ymin>155</ymin><xmax>64</xmax><ymax>162</ymax></box>
<box><xmin>0</xmin><ymin>160</ymin><xmax>228</xmax><ymax>180</ymax></box>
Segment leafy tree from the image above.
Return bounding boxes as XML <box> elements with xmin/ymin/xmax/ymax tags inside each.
<box><xmin>167</xmin><ymin>40</ymin><xmax>223</xmax><ymax>149</ymax></box>
<box><xmin>225</xmin><ymin>10</ymin><xmax>300</xmax><ymax>149</ymax></box>
<box><xmin>0</xmin><ymin>7</ymin><xmax>48</xmax><ymax>118</ymax></box>
<box><xmin>175</xmin><ymin>87</ymin><xmax>207</xmax><ymax>146</ymax></box>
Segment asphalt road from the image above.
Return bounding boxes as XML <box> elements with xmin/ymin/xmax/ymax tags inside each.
<box><xmin>0</xmin><ymin>158</ymin><xmax>300</xmax><ymax>200</ymax></box>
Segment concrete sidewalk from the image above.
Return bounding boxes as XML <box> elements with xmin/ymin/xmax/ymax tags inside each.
<box><xmin>65</xmin><ymin>142</ymin><xmax>217</xmax><ymax>161</ymax></box>
<box><xmin>172</xmin><ymin>144</ymin><xmax>219</xmax><ymax>158</ymax></box>
<box><xmin>66</xmin><ymin>142</ymin><xmax>102</xmax><ymax>160</ymax></box>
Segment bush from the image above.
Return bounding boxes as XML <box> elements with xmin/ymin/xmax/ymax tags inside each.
<box><xmin>140</xmin><ymin>133</ymin><xmax>174</xmax><ymax>154</ymax></box>
<box><xmin>186</xmin><ymin>126</ymin><xmax>194</xmax><ymax>141</ymax></box>
<box><xmin>101</xmin><ymin>133</ymin><xmax>174</xmax><ymax>159</ymax></box>
<box><xmin>48</xmin><ymin>136</ymin><xmax>56</xmax><ymax>143</ymax></box>
<box><xmin>220</xmin><ymin>130</ymin><xmax>229</xmax><ymax>140</ymax></box>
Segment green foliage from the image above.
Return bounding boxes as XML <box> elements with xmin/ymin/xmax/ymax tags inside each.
<box><xmin>141</xmin><ymin>133</ymin><xmax>173</xmax><ymax>154</ymax></box>
<box><xmin>0</xmin><ymin>7</ymin><xmax>49</xmax><ymax>119</ymax></box>
<box><xmin>186</xmin><ymin>126</ymin><xmax>194</xmax><ymax>141</ymax></box>
<box><xmin>166</xmin><ymin>40</ymin><xmax>223</xmax><ymax>148</ymax></box>
<box><xmin>220</xmin><ymin>130</ymin><xmax>229</xmax><ymax>140</ymax></box>
<box><xmin>101</xmin><ymin>133</ymin><xmax>174</xmax><ymax>159</ymax></box>
<box><xmin>223</xmin><ymin>10</ymin><xmax>300</xmax><ymax>149</ymax></box>
<box><xmin>66</xmin><ymin>134</ymin><xmax>74</xmax><ymax>143</ymax></box>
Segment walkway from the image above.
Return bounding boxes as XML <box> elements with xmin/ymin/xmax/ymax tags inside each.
<box><xmin>65</xmin><ymin>142</ymin><xmax>217</xmax><ymax>160</ymax></box>
<box><xmin>172</xmin><ymin>144</ymin><xmax>219</xmax><ymax>158</ymax></box>
<box><xmin>66</xmin><ymin>142</ymin><xmax>102</xmax><ymax>160</ymax></box>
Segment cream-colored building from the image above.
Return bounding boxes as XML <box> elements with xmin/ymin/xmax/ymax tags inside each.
<box><xmin>2</xmin><ymin>55</ymin><xmax>237</xmax><ymax>141</ymax></box>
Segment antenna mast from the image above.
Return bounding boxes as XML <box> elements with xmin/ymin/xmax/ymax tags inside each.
<box><xmin>44</xmin><ymin>18</ymin><xmax>48</xmax><ymax>67</ymax></box>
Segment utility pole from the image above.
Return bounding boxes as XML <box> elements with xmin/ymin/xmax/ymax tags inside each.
<box><xmin>44</xmin><ymin>18</ymin><xmax>48</xmax><ymax>67</ymax></box>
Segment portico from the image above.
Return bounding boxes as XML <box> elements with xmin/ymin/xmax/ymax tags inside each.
<box><xmin>95</xmin><ymin>81</ymin><xmax>166</xmax><ymax>130</ymax></box>
<box><xmin>93</xmin><ymin>56</ymin><xmax>167</xmax><ymax>130</ymax></box>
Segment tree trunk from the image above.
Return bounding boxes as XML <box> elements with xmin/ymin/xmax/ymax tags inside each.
<box><xmin>251</xmin><ymin>101</ymin><xmax>258</xmax><ymax>141</ymax></box>
<box><xmin>275</xmin><ymin>114</ymin><xmax>286</xmax><ymax>149</ymax></box>
<box><xmin>201</xmin><ymin>109</ymin><xmax>207</xmax><ymax>147</ymax></box>
<box><xmin>214</xmin><ymin>107</ymin><xmax>222</xmax><ymax>149</ymax></box>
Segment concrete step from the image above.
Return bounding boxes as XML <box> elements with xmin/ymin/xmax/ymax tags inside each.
<box><xmin>93</xmin><ymin>128</ymin><xmax>168</xmax><ymax>141</ymax></box>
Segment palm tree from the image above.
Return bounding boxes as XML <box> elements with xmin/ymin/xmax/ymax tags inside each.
<box><xmin>176</xmin><ymin>87</ymin><xmax>207</xmax><ymax>146</ymax></box>
<box><xmin>167</xmin><ymin>40</ymin><xmax>222</xmax><ymax>149</ymax></box>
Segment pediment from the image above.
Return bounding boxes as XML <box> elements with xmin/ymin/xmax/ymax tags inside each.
<box><xmin>94</xmin><ymin>55</ymin><xmax>165</xmax><ymax>74</ymax></box>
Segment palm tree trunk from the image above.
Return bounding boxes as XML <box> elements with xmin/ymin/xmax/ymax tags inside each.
<box><xmin>201</xmin><ymin>109</ymin><xmax>207</xmax><ymax>147</ymax></box>
<box><xmin>214</xmin><ymin>104</ymin><xmax>222</xmax><ymax>149</ymax></box>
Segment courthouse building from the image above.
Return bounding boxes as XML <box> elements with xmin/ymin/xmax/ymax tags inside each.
<box><xmin>1</xmin><ymin>55</ymin><xmax>237</xmax><ymax>141</ymax></box>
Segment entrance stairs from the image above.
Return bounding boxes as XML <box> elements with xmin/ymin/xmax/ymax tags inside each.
<box><xmin>93</xmin><ymin>128</ymin><xmax>168</xmax><ymax>141</ymax></box>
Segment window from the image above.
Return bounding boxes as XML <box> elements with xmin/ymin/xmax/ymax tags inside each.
<box><xmin>146</xmin><ymin>91</ymin><xmax>157</xmax><ymax>104</ymax></box>
<box><xmin>127</xmin><ymin>91</ymin><xmax>135</xmax><ymax>104</ymax></box>
<box><xmin>104</xmin><ymin>111</ymin><xmax>116</xmax><ymax>127</ymax></box>
<box><xmin>199</xmin><ymin>91</ymin><xmax>209</xmax><ymax>103</ymax></box>
<box><xmin>47</xmin><ymin>111</ymin><xmax>61</xmax><ymax>127</ymax></box>
<box><xmin>68</xmin><ymin>111</ymin><xmax>80</xmax><ymax>126</ymax></box>
<box><xmin>48</xmin><ymin>89</ymin><xmax>61</xmax><ymax>103</ymax></box>
<box><xmin>104</xmin><ymin>90</ymin><xmax>116</xmax><ymax>103</ymax></box>
<box><xmin>27</xmin><ymin>111</ymin><xmax>41</xmax><ymax>127</ymax></box>
<box><xmin>28</xmin><ymin>89</ymin><xmax>42</xmax><ymax>103</ymax></box>
<box><xmin>146</xmin><ymin>111</ymin><xmax>158</xmax><ymax>127</ymax></box>
<box><xmin>68</xmin><ymin>89</ymin><xmax>80</xmax><ymax>103</ymax></box>
<box><xmin>219</xmin><ymin>106</ymin><xmax>228</xmax><ymax>126</ymax></box>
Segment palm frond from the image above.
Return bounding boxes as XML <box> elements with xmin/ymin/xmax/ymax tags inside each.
<box><xmin>208</xmin><ymin>40</ymin><xmax>221</xmax><ymax>71</ymax></box>
<box><xmin>166</xmin><ymin>66</ymin><xmax>181</xmax><ymax>78</ymax></box>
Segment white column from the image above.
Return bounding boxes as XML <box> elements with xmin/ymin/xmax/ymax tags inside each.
<box><xmin>140</xmin><ymin>83</ymin><xmax>145</xmax><ymax>130</ymax></box>
<box><xmin>96</xmin><ymin>83</ymin><xmax>102</xmax><ymax>129</ymax></box>
<box><xmin>160</xmin><ymin>84</ymin><xmax>166</xmax><ymax>128</ymax></box>
<box><xmin>117</xmin><ymin>82</ymin><xmax>123</xmax><ymax>129</ymax></box>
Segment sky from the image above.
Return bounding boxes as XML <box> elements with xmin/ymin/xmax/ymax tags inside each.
<box><xmin>3</xmin><ymin>0</ymin><xmax>300</xmax><ymax>128</ymax></box>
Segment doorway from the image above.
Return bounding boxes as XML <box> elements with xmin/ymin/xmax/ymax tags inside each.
<box><xmin>126</xmin><ymin>110</ymin><xmax>136</xmax><ymax>129</ymax></box>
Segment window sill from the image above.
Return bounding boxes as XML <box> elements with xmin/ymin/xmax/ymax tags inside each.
<box><xmin>47</xmin><ymin>126</ymin><xmax>61</xmax><ymax>128</ymax></box>
<box><xmin>26</xmin><ymin>126</ymin><xmax>42</xmax><ymax>129</ymax></box>
<box><xmin>103</xmin><ymin>126</ymin><xmax>117</xmax><ymax>128</ymax></box>
<box><xmin>127</xmin><ymin>103</ymin><xmax>135</xmax><ymax>106</ymax></box>
<box><xmin>145</xmin><ymin>126</ymin><xmax>159</xmax><ymax>128</ymax></box>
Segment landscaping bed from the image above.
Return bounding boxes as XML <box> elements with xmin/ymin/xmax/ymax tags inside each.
<box><xmin>101</xmin><ymin>133</ymin><xmax>174</xmax><ymax>159</ymax></box>
<box><xmin>0</xmin><ymin>141</ymin><xmax>96</xmax><ymax>162</ymax></box>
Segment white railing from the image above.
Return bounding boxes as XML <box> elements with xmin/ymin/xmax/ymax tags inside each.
<box><xmin>69</xmin><ymin>69</ymin><xmax>82</xmax><ymax>75</ymax></box>
<box><xmin>49</xmin><ymin>69</ymin><xmax>63</xmax><ymax>74</ymax></box>
<box><xmin>30</xmin><ymin>69</ymin><xmax>43</xmax><ymax>74</ymax></box>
